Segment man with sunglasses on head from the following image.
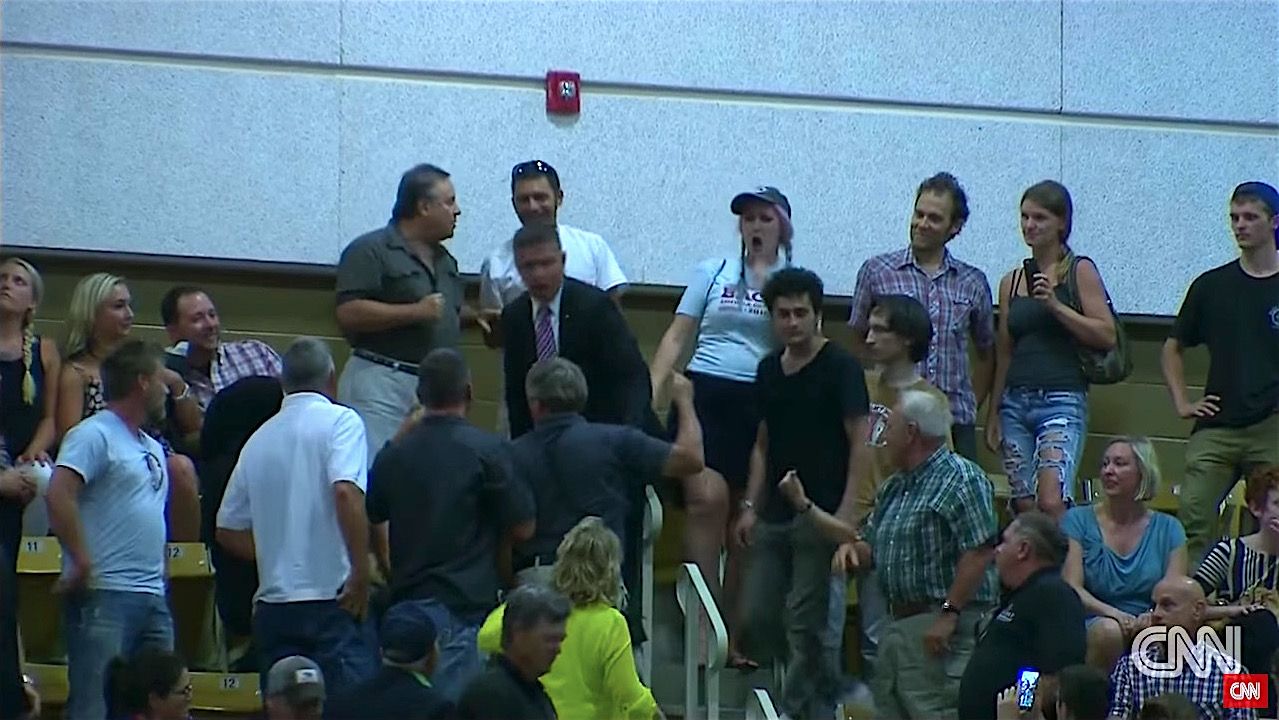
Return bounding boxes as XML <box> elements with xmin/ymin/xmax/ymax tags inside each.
<box><xmin>479</xmin><ymin>160</ymin><xmax>629</xmax><ymax>436</ymax></box>
<box><xmin>480</xmin><ymin>160</ymin><xmax>628</xmax><ymax>319</ymax></box>
<box><xmin>336</xmin><ymin>163</ymin><xmax>483</xmax><ymax>460</ymax></box>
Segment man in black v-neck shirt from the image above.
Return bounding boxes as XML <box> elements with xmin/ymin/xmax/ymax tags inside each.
<box><xmin>1163</xmin><ymin>182</ymin><xmax>1279</xmax><ymax>563</ymax></box>
<box><xmin>734</xmin><ymin>268</ymin><xmax>871</xmax><ymax>720</ymax></box>
<box><xmin>959</xmin><ymin>513</ymin><xmax>1085</xmax><ymax>720</ymax></box>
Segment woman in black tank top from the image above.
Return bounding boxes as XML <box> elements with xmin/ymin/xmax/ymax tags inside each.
<box><xmin>985</xmin><ymin>182</ymin><xmax>1118</xmax><ymax>519</ymax></box>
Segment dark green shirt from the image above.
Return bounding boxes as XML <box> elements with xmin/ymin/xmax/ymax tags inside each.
<box><xmin>336</xmin><ymin>223</ymin><xmax>463</xmax><ymax>363</ymax></box>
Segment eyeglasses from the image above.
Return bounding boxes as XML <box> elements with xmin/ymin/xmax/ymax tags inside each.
<box><xmin>511</xmin><ymin>160</ymin><xmax>557</xmax><ymax>181</ymax></box>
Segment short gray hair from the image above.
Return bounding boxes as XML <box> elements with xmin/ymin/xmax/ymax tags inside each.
<box><xmin>500</xmin><ymin>584</ymin><xmax>571</xmax><ymax>649</ymax></box>
<box><xmin>280</xmin><ymin>337</ymin><xmax>335</xmax><ymax>394</ymax></box>
<box><xmin>1011</xmin><ymin>511</ymin><xmax>1069</xmax><ymax>567</ymax></box>
<box><xmin>525</xmin><ymin>358</ymin><xmax>588</xmax><ymax>413</ymax></box>
<box><xmin>898</xmin><ymin>388</ymin><xmax>952</xmax><ymax>440</ymax></box>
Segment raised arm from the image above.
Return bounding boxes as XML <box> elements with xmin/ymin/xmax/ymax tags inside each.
<box><xmin>649</xmin><ymin>315</ymin><xmax>698</xmax><ymax>404</ymax></box>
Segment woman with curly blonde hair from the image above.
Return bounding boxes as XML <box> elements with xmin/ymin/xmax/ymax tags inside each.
<box><xmin>478</xmin><ymin>516</ymin><xmax>659</xmax><ymax>719</ymax></box>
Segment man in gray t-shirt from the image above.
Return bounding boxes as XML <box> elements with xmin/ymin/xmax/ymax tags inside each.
<box><xmin>46</xmin><ymin>340</ymin><xmax>175</xmax><ymax>720</ymax></box>
<box><xmin>335</xmin><ymin>163</ymin><xmax>470</xmax><ymax>460</ymax></box>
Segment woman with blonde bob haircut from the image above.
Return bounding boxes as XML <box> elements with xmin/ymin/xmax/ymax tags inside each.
<box><xmin>1060</xmin><ymin>436</ymin><xmax>1187</xmax><ymax>672</ymax></box>
<box><xmin>479</xmin><ymin>517</ymin><xmax>659</xmax><ymax>719</ymax></box>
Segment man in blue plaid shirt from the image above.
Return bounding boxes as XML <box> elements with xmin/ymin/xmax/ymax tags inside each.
<box><xmin>852</xmin><ymin>388</ymin><xmax>999</xmax><ymax>719</ymax></box>
<box><xmin>1107</xmin><ymin>575</ymin><xmax>1257</xmax><ymax>720</ymax></box>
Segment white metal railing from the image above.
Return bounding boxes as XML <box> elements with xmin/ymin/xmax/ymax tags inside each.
<box><xmin>745</xmin><ymin>688</ymin><xmax>781</xmax><ymax>720</ymax></box>
<box><xmin>676</xmin><ymin>562</ymin><xmax>728</xmax><ymax>720</ymax></box>
<box><xmin>637</xmin><ymin>485</ymin><xmax>663</xmax><ymax>684</ymax></box>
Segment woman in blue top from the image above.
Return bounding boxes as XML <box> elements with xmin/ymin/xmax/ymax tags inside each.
<box><xmin>1061</xmin><ymin>436</ymin><xmax>1186</xmax><ymax>673</ymax></box>
<box><xmin>649</xmin><ymin>186</ymin><xmax>792</xmax><ymax>669</ymax></box>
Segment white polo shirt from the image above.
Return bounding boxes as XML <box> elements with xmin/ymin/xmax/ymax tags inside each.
<box><xmin>478</xmin><ymin>222</ymin><xmax>628</xmax><ymax>310</ymax></box>
<box><xmin>216</xmin><ymin>392</ymin><xmax>368</xmax><ymax>604</ymax></box>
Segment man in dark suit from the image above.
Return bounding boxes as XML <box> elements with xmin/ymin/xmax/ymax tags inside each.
<box><xmin>500</xmin><ymin>222</ymin><xmax>655</xmax><ymax>439</ymax></box>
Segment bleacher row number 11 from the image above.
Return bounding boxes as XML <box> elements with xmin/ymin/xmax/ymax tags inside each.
<box><xmin>22</xmin><ymin>539</ymin><xmax>47</xmax><ymax>554</ymax></box>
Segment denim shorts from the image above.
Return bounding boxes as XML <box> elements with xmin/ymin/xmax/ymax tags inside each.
<box><xmin>998</xmin><ymin>387</ymin><xmax>1088</xmax><ymax>503</ymax></box>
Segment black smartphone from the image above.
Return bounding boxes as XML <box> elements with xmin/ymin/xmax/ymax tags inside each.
<box><xmin>1022</xmin><ymin>258</ymin><xmax>1039</xmax><ymax>291</ymax></box>
<box><xmin>1017</xmin><ymin>667</ymin><xmax>1041</xmax><ymax>711</ymax></box>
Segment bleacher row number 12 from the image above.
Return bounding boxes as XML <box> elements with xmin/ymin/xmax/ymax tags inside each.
<box><xmin>221</xmin><ymin>676</ymin><xmax>240</xmax><ymax>690</ymax></box>
<box><xmin>167</xmin><ymin>545</ymin><xmax>184</xmax><ymax>559</ymax></box>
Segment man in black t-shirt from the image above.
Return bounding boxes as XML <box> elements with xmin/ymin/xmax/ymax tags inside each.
<box><xmin>958</xmin><ymin>512</ymin><xmax>1085</xmax><ymax>720</ymax></box>
<box><xmin>734</xmin><ymin>268</ymin><xmax>871</xmax><ymax>720</ymax></box>
<box><xmin>1162</xmin><ymin>181</ymin><xmax>1279</xmax><ymax>563</ymax></box>
<box><xmin>367</xmin><ymin>349</ymin><xmax>535</xmax><ymax>703</ymax></box>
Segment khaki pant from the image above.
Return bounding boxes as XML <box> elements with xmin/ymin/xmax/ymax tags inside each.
<box><xmin>871</xmin><ymin>605</ymin><xmax>985</xmax><ymax>720</ymax></box>
<box><xmin>1181</xmin><ymin>413</ymin><xmax>1279</xmax><ymax>564</ymax></box>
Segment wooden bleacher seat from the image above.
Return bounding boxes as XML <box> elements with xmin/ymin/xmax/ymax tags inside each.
<box><xmin>16</xmin><ymin>538</ymin><xmax>260</xmax><ymax>714</ymax></box>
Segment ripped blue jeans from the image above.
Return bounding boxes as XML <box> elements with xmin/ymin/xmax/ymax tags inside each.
<box><xmin>998</xmin><ymin>388</ymin><xmax>1088</xmax><ymax>505</ymax></box>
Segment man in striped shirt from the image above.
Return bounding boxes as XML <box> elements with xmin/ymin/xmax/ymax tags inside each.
<box><xmin>851</xmin><ymin>388</ymin><xmax>998</xmax><ymax>719</ymax></box>
<box><xmin>847</xmin><ymin>173</ymin><xmax>995</xmax><ymax>460</ymax></box>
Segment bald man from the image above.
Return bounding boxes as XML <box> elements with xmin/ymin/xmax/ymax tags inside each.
<box><xmin>1107</xmin><ymin>576</ymin><xmax>1257</xmax><ymax>720</ymax></box>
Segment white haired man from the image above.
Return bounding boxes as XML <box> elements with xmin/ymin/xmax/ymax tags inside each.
<box><xmin>846</xmin><ymin>389</ymin><xmax>999</xmax><ymax>719</ymax></box>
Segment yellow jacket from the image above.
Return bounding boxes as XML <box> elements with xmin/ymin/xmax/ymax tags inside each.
<box><xmin>478</xmin><ymin>601</ymin><xmax>658</xmax><ymax>720</ymax></box>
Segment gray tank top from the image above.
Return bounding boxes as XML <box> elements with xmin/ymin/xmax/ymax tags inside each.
<box><xmin>1005</xmin><ymin>271</ymin><xmax>1088</xmax><ymax>391</ymax></box>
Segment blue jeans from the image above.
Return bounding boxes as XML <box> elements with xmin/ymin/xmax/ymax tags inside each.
<box><xmin>393</xmin><ymin>599</ymin><xmax>483</xmax><ymax>703</ymax></box>
<box><xmin>254</xmin><ymin>599</ymin><xmax>379</xmax><ymax>695</ymax></box>
<box><xmin>998</xmin><ymin>388</ymin><xmax>1088</xmax><ymax>505</ymax></box>
<box><xmin>64</xmin><ymin>589</ymin><xmax>174</xmax><ymax>720</ymax></box>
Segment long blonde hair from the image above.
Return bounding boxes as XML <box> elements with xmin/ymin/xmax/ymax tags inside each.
<box><xmin>1022</xmin><ymin>180</ymin><xmax>1076</xmax><ymax>283</ymax></box>
<box><xmin>551</xmin><ymin>516</ymin><xmax>624</xmax><ymax>609</ymax></box>
<box><xmin>0</xmin><ymin>258</ymin><xmax>44</xmax><ymax>404</ymax></box>
<box><xmin>65</xmin><ymin>272</ymin><xmax>125</xmax><ymax>360</ymax></box>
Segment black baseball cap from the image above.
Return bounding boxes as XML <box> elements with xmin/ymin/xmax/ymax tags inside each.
<box><xmin>380</xmin><ymin>601</ymin><xmax>439</xmax><ymax>664</ymax></box>
<box><xmin>731</xmin><ymin>186</ymin><xmax>791</xmax><ymax>219</ymax></box>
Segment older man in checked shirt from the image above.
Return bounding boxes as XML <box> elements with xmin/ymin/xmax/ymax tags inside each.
<box><xmin>848</xmin><ymin>172</ymin><xmax>995</xmax><ymax>460</ymax></box>
<box><xmin>847</xmin><ymin>388</ymin><xmax>997</xmax><ymax>719</ymax></box>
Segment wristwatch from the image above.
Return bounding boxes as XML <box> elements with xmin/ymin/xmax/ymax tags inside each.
<box><xmin>941</xmin><ymin>600</ymin><xmax>961</xmax><ymax>615</ymax></box>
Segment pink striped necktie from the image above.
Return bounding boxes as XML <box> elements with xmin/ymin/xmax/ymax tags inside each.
<box><xmin>535</xmin><ymin>305</ymin><xmax>557</xmax><ymax>359</ymax></box>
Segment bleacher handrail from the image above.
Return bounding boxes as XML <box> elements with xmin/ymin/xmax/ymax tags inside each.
<box><xmin>638</xmin><ymin>485</ymin><xmax>663</xmax><ymax>684</ymax></box>
<box><xmin>676</xmin><ymin>562</ymin><xmax>728</xmax><ymax>720</ymax></box>
<box><xmin>745</xmin><ymin>688</ymin><xmax>781</xmax><ymax>720</ymax></box>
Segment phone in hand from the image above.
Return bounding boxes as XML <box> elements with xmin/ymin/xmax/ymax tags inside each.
<box><xmin>1016</xmin><ymin>667</ymin><xmax>1041</xmax><ymax>711</ymax></box>
<box><xmin>1022</xmin><ymin>258</ymin><xmax>1039</xmax><ymax>291</ymax></box>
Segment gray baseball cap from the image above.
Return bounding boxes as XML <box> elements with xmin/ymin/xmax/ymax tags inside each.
<box><xmin>266</xmin><ymin>655</ymin><xmax>325</xmax><ymax>704</ymax></box>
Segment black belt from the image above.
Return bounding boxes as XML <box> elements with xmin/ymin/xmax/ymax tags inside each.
<box><xmin>353</xmin><ymin>349</ymin><xmax>417</xmax><ymax>375</ymax></box>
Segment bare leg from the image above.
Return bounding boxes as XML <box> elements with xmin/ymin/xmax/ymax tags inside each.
<box><xmin>682</xmin><ymin>468</ymin><xmax>729</xmax><ymax>663</ymax></box>
<box><xmin>1085</xmin><ymin>617</ymin><xmax>1126</xmax><ymax>673</ymax></box>
<box><xmin>165</xmin><ymin>454</ymin><xmax>202</xmax><ymax>542</ymax></box>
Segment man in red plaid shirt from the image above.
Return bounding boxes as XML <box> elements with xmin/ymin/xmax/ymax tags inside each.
<box><xmin>161</xmin><ymin>286</ymin><xmax>283</xmax><ymax>413</ymax></box>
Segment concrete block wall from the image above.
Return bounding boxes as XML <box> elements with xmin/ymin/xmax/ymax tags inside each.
<box><xmin>3</xmin><ymin>0</ymin><xmax>1276</xmax><ymax>315</ymax></box>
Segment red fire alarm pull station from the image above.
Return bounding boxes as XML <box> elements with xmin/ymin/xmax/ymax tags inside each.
<box><xmin>546</xmin><ymin>70</ymin><xmax>581</xmax><ymax>115</ymax></box>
